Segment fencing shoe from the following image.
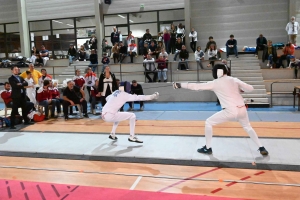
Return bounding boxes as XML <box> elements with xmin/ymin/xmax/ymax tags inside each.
<box><xmin>128</xmin><ymin>136</ymin><xmax>143</xmax><ymax>143</ymax></box>
<box><xmin>197</xmin><ymin>146</ymin><xmax>213</xmax><ymax>154</ymax></box>
<box><xmin>109</xmin><ymin>134</ymin><xmax>118</xmax><ymax>140</ymax></box>
<box><xmin>172</xmin><ymin>82</ymin><xmax>181</xmax><ymax>89</ymax></box>
<box><xmin>258</xmin><ymin>147</ymin><xmax>269</xmax><ymax>156</ymax></box>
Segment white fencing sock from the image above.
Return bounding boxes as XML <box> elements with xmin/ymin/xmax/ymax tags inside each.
<box><xmin>111</xmin><ymin>121</ymin><xmax>119</xmax><ymax>136</ymax></box>
<box><xmin>205</xmin><ymin>121</ymin><xmax>213</xmax><ymax>149</ymax></box>
<box><xmin>244</xmin><ymin>127</ymin><xmax>263</xmax><ymax>147</ymax></box>
<box><xmin>129</xmin><ymin>115</ymin><xmax>136</xmax><ymax>137</ymax></box>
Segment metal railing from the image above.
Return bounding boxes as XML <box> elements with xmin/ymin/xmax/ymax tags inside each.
<box><xmin>270</xmin><ymin>80</ymin><xmax>300</xmax><ymax>107</ymax></box>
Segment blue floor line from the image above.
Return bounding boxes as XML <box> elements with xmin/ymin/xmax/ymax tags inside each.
<box><xmin>0</xmin><ymin>102</ymin><xmax>298</xmax><ymax>112</ymax></box>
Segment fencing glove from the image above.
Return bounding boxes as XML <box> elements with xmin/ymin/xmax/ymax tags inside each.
<box><xmin>151</xmin><ymin>92</ymin><xmax>159</xmax><ymax>100</ymax></box>
<box><xmin>172</xmin><ymin>82</ymin><xmax>181</xmax><ymax>89</ymax></box>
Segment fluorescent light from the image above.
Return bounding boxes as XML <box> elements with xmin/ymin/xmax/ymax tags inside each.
<box><xmin>129</xmin><ymin>20</ymin><xmax>134</xmax><ymax>23</ymax></box>
<box><xmin>66</xmin><ymin>24</ymin><xmax>74</xmax><ymax>27</ymax></box>
<box><xmin>53</xmin><ymin>20</ymin><xmax>63</xmax><ymax>24</ymax></box>
<box><xmin>118</xmin><ymin>15</ymin><xmax>125</xmax><ymax>18</ymax></box>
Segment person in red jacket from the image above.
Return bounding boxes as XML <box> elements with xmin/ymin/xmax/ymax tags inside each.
<box><xmin>156</xmin><ymin>55</ymin><xmax>168</xmax><ymax>82</ymax></box>
<box><xmin>1</xmin><ymin>82</ymin><xmax>13</xmax><ymax>107</ymax></box>
<box><xmin>37</xmin><ymin>80</ymin><xmax>61</xmax><ymax>120</ymax></box>
<box><xmin>73</xmin><ymin>69</ymin><xmax>85</xmax><ymax>89</ymax></box>
<box><xmin>1</xmin><ymin>82</ymin><xmax>33</xmax><ymax>116</ymax></box>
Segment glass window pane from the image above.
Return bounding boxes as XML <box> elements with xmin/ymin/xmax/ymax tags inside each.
<box><xmin>30</xmin><ymin>20</ymin><xmax>50</xmax><ymax>31</ymax></box>
<box><xmin>159</xmin><ymin>9</ymin><xmax>184</xmax><ymax>21</ymax></box>
<box><xmin>52</xmin><ymin>19</ymin><xmax>74</xmax><ymax>29</ymax></box>
<box><xmin>30</xmin><ymin>31</ymin><xmax>51</xmax><ymax>42</ymax></box>
<box><xmin>104</xmin><ymin>14</ymin><xmax>127</xmax><ymax>25</ymax></box>
<box><xmin>0</xmin><ymin>25</ymin><xmax>4</xmax><ymax>33</ymax></box>
<box><xmin>105</xmin><ymin>26</ymin><xmax>115</xmax><ymax>36</ymax></box>
<box><xmin>76</xmin><ymin>17</ymin><xmax>96</xmax><ymax>28</ymax></box>
<box><xmin>6</xmin><ymin>23</ymin><xmax>19</xmax><ymax>33</ymax></box>
<box><xmin>52</xmin><ymin>29</ymin><xmax>75</xmax><ymax>55</ymax></box>
<box><xmin>0</xmin><ymin>32</ymin><xmax>5</xmax><ymax>57</ymax></box>
<box><xmin>130</xmin><ymin>23</ymin><xmax>157</xmax><ymax>38</ymax></box>
<box><xmin>129</xmin><ymin>12</ymin><xmax>157</xmax><ymax>23</ymax></box>
<box><xmin>77</xmin><ymin>28</ymin><xmax>96</xmax><ymax>38</ymax></box>
<box><xmin>6</xmin><ymin>33</ymin><xmax>21</xmax><ymax>53</ymax></box>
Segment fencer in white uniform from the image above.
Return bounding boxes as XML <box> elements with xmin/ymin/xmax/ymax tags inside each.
<box><xmin>173</xmin><ymin>64</ymin><xmax>268</xmax><ymax>156</ymax></box>
<box><xmin>101</xmin><ymin>88</ymin><xmax>159</xmax><ymax>143</ymax></box>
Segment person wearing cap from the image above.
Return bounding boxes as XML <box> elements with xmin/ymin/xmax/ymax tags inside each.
<box><xmin>255</xmin><ymin>34</ymin><xmax>267</xmax><ymax>57</ymax></box>
<box><xmin>172</xmin><ymin>64</ymin><xmax>268</xmax><ymax>156</ymax></box>
<box><xmin>68</xmin><ymin>44</ymin><xmax>77</xmax><ymax>64</ymax></box>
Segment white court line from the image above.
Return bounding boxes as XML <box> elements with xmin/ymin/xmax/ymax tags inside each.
<box><xmin>130</xmin><ymin>176</ymin><xmax>142</xmax><ymax>190</ymax></box>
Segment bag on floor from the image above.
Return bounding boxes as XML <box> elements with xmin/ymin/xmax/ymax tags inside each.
<box><xmin>33</xmin><ymin>113</ymin><xmax>45</xmax><ymax>122</ymax></box>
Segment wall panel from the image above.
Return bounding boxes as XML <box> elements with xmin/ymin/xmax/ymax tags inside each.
<box><xmin>191</xmin><ymin>0</ymin><xmax>289</xmax><ymax>49</ymax></box>
<box><xmin>0</xmin><ymin>0</ymin><xmax>18</xmax><ymax>23</ymax></box>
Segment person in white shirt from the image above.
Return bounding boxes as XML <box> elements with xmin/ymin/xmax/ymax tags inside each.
<box><xmin>24</xmin><ymin>71</ymin><xmax>37</xmax><ymax>106</ymax></box>
<box><xmin>128</xmin><ymin>40</ymin><xmax>137</xmax><ymax>63</ymax></box>
<box><xmin>101</xmin><ymin>88</ymin><xmax>159</xmax><ymax>143</ymax></box>
<box><xmin>118</xmin><ymin>30</ymin><xmax>122</xmax><ymax>43</ymax></box>
<box><xmin>207</xmin><ymin>44</ymin><xmax>218</xmax><ymax>67</ymax></box>
<box><xmin>286</xmin><ymin>16</ymin><xmax>300</xmax><ymax>45</ymax></box>
<box><xmin>195</xmin><ymin>46</ymin><xmax>205</xmax><ymax>69</ymax></box>
<box><xmin>176</xmin><ymin>23</ymin><xmax>185</xmax><ymax>44</ymax></box>
<box><xmin>189</xmin><ymin>28</ymin><xmax>197</xmax><ymax>52</ymax></box>
<box><xmin>143</xmin><ymin>55</ymin><xmax>157</xmax><ymax>82</ymax></box>
<box><xmin>172</xmin><ymin>64</ymin><xmax>268</xmax><ymax>156</ymax></box>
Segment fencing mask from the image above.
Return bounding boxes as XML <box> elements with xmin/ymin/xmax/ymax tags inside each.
<box><xmin>212</xmin><ymin>64</ymin><xmax>228</xmax><ymax>79</ymax></box>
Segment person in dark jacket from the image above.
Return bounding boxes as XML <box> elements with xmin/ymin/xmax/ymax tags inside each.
<box><xmin>68</xmin><ymin>44</ymin><xmax>77</xmax><ymax>64</ymax></box>
<box><xmin>128</xmin><ymin>80</ymin><xmax>144</xmax><ymax>111</ymax></box>
<box><xmin>255</xmin><ymin>34</ymin><xmax>267</xmax><ymax>56</ymax></box>
<box><xmin>178</xmin><ymin>45</ymin><xmax>189</xmax><ymax>70</ymax></box>
<box><xmin>119</xmin><ymin>42</ymin><xmax>127</xmax><ymax>63</ymax></box>
<box><xmin>205</xmin><ymin>36</ymin><xmax>221</xmax><ymax>58</ymax></box>
<box><xmin>226</xmin><ymin>34</ymin><xmax>238</xmax><ymax>58</ymax></box>
<box><xmin>8</xmin><ymin>66</ymin><xmax>34</xmax><ymax>129</ymax></box>
<box><xmin>173</xmin><ymin>37</ymin><xmax>183</xmax><ymax>61</ymax></box>
<box><xmin>143</xmin><ymin>29</ymin><xmax>152</xmax><ymax>45</ymax></box>
<box><xmin>110</xmin><ymin>27</ymin><xmax>119</xmax><ymax>45</ymax></box>
<box><xmin>89</xmin><ymin>49</ymin><xmax>98</xmax><ymax>72</ymax></box>
<box><xmin>262</xmin><ymin>40</ymin><xmax>277</xmax><ymax>68</ymax></box>
<box><xmin>89</xmin><ymin>34</ymin><xmax>97</xmax><ymax>50</ymax></box>
<box><xmin>97</xmin><ymin>66</ymin><xmax>118</xmax><ymax>107</ymax></box>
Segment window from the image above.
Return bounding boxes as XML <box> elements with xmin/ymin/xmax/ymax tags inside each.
<box><xmin>77</xmin><ymin>28</ymin><xmax>96</xmax><ymax>38</ymax></box>
<box><xmin>129</xmin><ymin>12</ymin><xmax>157</xmax><ymax>23</ymax></box>
<box><xmin>0</xmin><ymin>25</ymin><xmax>4</xmax><ymax>33</ymax></box>
<box><xmin>6</xmin><ymin>33</ymin><xmax>21</xmax><ymax>53</ymax></box>
<box><xmin>159</xmin><ymin>10</ymin><xmax>184</xmax><ymax>21</ymax></box>
<box><xmin>30</xmin><ymin>21</ymin><xmax>51</xmax><ymax>31</ymax></box>
<box><xmin>130</xmin><ymin>23</ymin><xmax>157</xmax><ymax>38</ymax></box>
<box><xmin>6</xmin><ymin>23</ymin><xmax>19</xmax><ymax>33</ymax></box>
<box><xmin>76</xmin><ymin>17</ymin><xmax>96</xmax><ymax>27</ymax></box>
<box><xmin>104</xmin><ymin>14</ymin><xmax>127</xmax><ymax>25</ymax></box>
<box><xmin>52</xmin><ymin>19</ymin><xmax>75</xmax><ymax>29</ymax></box>
<box><xmin>0</xmin><ymin>31</ymin><xmax>5</xmax><ymax>57</ymax></box>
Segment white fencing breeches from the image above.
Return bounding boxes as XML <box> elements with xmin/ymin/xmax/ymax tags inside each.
<box><xmin>205</xmin><ymin>107</ymin><xmax>262</xmax><ymax>149</ymax></box>
<box><xmin>27</xmin><ymin>91</ymin><xmax>37</xmax><ymax>106</ymax></box>
<box><xmin>42</xmin><ymin>57</ymin><xmax>49</xmax><ymax>66</ymax></box>
<box><xmin>102</xmin><ymin>112</ymin><xmax>136</xmax><ymax>136</ymax></box>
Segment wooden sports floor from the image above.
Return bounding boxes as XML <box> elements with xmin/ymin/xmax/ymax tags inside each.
<box><xmin>1</xmin><ymin>118</ymin><xmax>298</xmax><ymax>199</ymax></box>
<box><xmin>1</xmin><ymin>156</ymin><xmax>300</xmax><ymax>200</ymax></box>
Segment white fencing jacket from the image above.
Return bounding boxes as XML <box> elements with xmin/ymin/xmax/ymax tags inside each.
<box><xmin>103</xmin><ymin>90</ymin><xmax>153</xmax><ymax>114</ymax></box>
<box><xmin>181</xmin><ymin>75</ymin><xmax>254</xmax><ymax>109</ymax></box>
